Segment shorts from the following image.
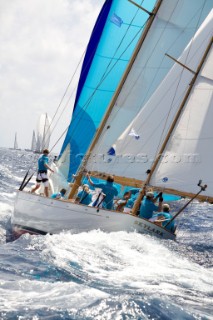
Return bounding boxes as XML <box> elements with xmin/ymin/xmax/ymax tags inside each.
<box><xmin>36</xmin><ymin>171</ymin><xmax>49</xmax><ymax>187</ymax></box>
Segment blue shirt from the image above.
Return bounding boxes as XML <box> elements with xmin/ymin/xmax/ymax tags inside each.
<box><xmin>125</xmin><ymin>196</ymin><xmax>135</xmax><ymax>209</ymax></box>
<box><xmin>155</xmin><ymin>212</ymin><xmax>175</xmax><ymax>232</ymax></box>
<box><xmin>139</xmin><ymin>198</ymin><xmax>158</xmax><ymax>219</ymax></box>
<box><xmin>77</xmin><ymin>190</ymin><xmax>92</xmax><ymax>205</ymax></box>
<box><xmin>38</xmin><ymin>155</ymin><xmax>49</xmax><ymax>171</ymax></box>
<box><xmin>92</xmin><ymin>181</ymin><xmax>118</xmax><ymax>210</ymax></box>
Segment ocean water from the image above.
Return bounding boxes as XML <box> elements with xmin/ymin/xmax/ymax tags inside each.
<box><xmin>0</xmin><ymin>148</ymin><xmax>212</xmax><ymax>320</ymax></box>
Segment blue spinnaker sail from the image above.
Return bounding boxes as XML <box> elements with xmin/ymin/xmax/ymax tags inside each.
<box><xmin>59</xmin><ymin>0</ymin><xmax>157</xmax><ymax>181</ymax></box>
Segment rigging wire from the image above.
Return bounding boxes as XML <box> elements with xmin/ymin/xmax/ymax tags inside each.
<box><xmin>50</xmin><ymin>125</ymin><xmax>69</xmax><ymax>153</ymax></box>
<box><xmin>41</xmin><ymin>50</ymin><xmax>86</xmax><ymax>149</ymax></box>
<box><xmin>47</xmin><ymin>79</ymin><xmax>79</xmax><ymax>142</ymax></box>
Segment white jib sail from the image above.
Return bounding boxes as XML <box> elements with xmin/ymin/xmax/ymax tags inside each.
<box><xmin>86</xmin><ymin>0</ymin><xmax>213</xmax><ymax>165</ymax></box>
<box><xmin>85</xmin><ymin>9</ymin><xmax>213</xmax><ymax>191</ymax></box>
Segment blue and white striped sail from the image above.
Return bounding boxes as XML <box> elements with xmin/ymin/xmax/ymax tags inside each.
<box><xmin>86</xmin><ymin>0</ymin><xmax>213</xmax><ymax>175</ymax></box>
<box><xmin>58</xmin><ymin>0</ymin><xmax>157</xmax><ymax>181</ymax></box>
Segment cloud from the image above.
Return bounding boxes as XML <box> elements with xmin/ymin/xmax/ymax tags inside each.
<box><xmin>0</xmin><ymin>0</ymin><xmax>103</xmax><ymax>152</ymax></box>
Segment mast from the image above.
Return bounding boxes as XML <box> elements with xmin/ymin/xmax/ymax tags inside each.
<box><xmin>68</xmin><ymin>0</ymin><xmax>163</xmax><ymax>199</ymax></box>
<box><xmin>132</xmin><ymin>37</ymin><xmax>213</xmax><ymax>215</ymax></box>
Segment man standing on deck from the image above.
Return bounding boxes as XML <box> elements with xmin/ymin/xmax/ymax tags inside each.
<box><xmin>87</xmin><ymin>174</ymin><xmax>118</xmax><ymax>210</ymax></box>
<box><xmin>31</xmin><ymin>149</ymin><xmax>54</xmax><ymax>197</ymax></box>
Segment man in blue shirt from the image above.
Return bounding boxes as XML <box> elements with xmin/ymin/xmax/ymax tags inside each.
<box><xmin>139</xmin><ymin>191</ymin><xmax>163</xmax><ymax>219</ymax></box>
<box><xmin>87</xmin><ymin>174</ymin><xmax>118</xmax><ymax>210</ymax></box>
<box><xmin>31</xmin><ymin>149</ymin><xmax>54</xmax><ymax>197</ymax></box>
<box><xmin>152</xmin><ymin>204</ymin><xmax>176</xmax><ymax>233</ymax></box>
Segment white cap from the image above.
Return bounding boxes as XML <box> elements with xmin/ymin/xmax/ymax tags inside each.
<box><xmin>146</xmin><ymin>191</ymin><xmax>154</xmax><ymax>198</ymax></box>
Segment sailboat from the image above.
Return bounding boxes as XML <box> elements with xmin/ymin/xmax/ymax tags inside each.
<box><xmin>34</xmin><ymin>113</ymin><xmax>51</xmax><ymax>153</ymax></box>
<box><xmin>25</xmin><ymin>130</ymin><xmax>37</xmax><ymax>152</ymax></box>
<box><xmin>12</xmin><ymin>1</ymin><xmax>213</xmax><ymax>241</ymax></box>
<box><xmin>31</xmin><ymin>130</ymin><xmax>37</xmax><ymax>152</ymax></box>
<box><xmin>9</xmin><ymin>132</ymin><xmax>21</xmax><ymax>151</ymax></box>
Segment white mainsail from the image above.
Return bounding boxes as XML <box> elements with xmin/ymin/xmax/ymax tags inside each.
<box><xmin>86</xmin><ymin>10</ymin><xmax>213</xmax><ymax>198</ymax></box>
<box><xmin>86</xmin><ymin>0</ymin><xmax>213</xmax><ymax>162</ymax></box>
<box><xmin>150</xmin><ymin>41</ymin><xmax>213</xmax><ymax>195</ymax></box>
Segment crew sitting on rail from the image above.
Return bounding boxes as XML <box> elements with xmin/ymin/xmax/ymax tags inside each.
<box><xmin>139</xmin><ymin>191</ymin><xmax>163</xmax><ymax>219</ymax></box>
<box><xmin>151</xmin><ymin>204</ymin><xmax>176</xmax><ymax>232</ymax></box>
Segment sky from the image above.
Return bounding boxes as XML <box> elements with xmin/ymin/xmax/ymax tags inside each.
<box><xmin>0</xmin><ymin>0</ymin><xmax>104</xmax><ymax>152</ymax></box>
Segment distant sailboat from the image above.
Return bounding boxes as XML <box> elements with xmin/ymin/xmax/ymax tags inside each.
<box><xmin>9</xmin><ymin>132</ymin><xmax>21</xmax><ymax>150</ymax></box>
<box><xmin>12</xmin><ymin>1</ymin><xmax>213</xmax><ymax>241</ymax></box>
<box><xmin>25</xmin><ymin>130</ymin><xmax>37</xmax><ymax>152</ymax></box>
<box><xmin>14</xmin><ymin>132</ymin><xmax>18</xmax><ymax>150</ymax></box>
<box><xmin>34</xmin><ymin>113</ymin><xmax>51</xmax><ymax>153</ymax></box>
<box><xmin>31</xmin><ymin>130</ymin><xmax>37</xmax><ymax>151</ymax></box>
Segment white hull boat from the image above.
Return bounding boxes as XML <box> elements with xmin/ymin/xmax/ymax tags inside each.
<box><xmin>12</xmin><ymin>191</ymin><xmax>175</xmax><ymax>240</ymax></box>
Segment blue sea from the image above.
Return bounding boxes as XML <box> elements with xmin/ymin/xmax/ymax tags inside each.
<box><xmin>0</xmin><ymin>148</ymin><xmax>212</xmax><ymax>320</ymax></box>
